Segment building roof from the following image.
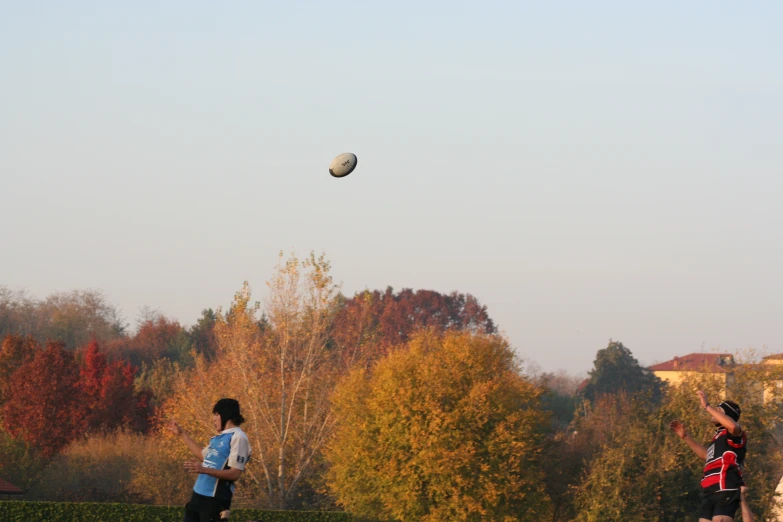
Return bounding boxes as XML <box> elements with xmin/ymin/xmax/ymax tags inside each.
<box><xmin>763</xmin><ymin>354</ymin><xmax>783</xmax><ymax>361</ymax></box>
<box><xmin>0</xmin><ymin>477</ymin><xmax>23</xmax><ymax>495</ymax></box>
<box><xmin>648</xmin><ymin>353</ymin><xmax>735</xmax><ymax>373</ymax></box>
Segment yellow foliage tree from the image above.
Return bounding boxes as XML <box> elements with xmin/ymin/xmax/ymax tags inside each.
<box><xmin>326</xmin><ymin>330</ymin><xmax>552</xmax><ymax>521</ymax></box>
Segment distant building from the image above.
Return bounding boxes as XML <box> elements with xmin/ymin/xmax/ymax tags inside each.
<box><xmin>648</xmin><ymin>353</ymin><xmax>735</xmax><ymax>393</ymax></box>
<box><xmin>0</xmin><ymin>477</ymin><xmax>23</xmax><ymax>499</ymax></box>
<box><xmin>762</xmin><ymin>354</ymin><xmax>783</xmax><ymax>366</ymax></box>
<box><xmin>648</xmin><ymin>352</ymin><xmax>783</xmax><ymax>404</ymax></box>
<box><xmin>761</xmin><ymin>354</ymin><xmax>783</xmax><ymax>403</ymax></box>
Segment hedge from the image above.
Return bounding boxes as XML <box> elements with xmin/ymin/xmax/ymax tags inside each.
<box><xmin>0</xmin><ymin>501</ymin><xmax>356</xmax><ymax>522</ymax></box>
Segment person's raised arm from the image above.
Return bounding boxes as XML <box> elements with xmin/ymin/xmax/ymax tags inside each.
<box><xmin>669</xmin><ymin>420</ymin><xmax>708</xmax><ymax>460</ymax></box>
<box><xmin>698</xmin><ymin>391</ymin><xmax>742</xmax><ymax>437</ymax></box>
<box><xmin>168</xmin><ymin>420</ymin><xmax>206</xmax><ymax>460</ymax></box>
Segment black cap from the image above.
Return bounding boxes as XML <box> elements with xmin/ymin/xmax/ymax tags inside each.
<box><xmin>718</xmin><ymin>400</ymin><xmax>741</xmax><ymax>422</ymax></box>
<box><xmin>213</xmin><ymin>398</ymin><xmax>242</xmax><ymax>429</ymax></box>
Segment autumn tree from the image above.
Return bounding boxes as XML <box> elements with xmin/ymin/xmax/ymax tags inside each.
<box><xmin>106</xmin><ymin>315</ymin><xmax>191</xmax><ymax>366</ymax></box>
<box><xmin>37</xmin><ymin>290</ymin><xmax>126</xmax><ymax>347</ymax></box>
<box><xmin>581</xmin><ymin>340</ymin><xmax>664</xmax><ymax>402</ymax></box>
<box><xmin>134</xmin><ymin>358</ymin><xmax>181</xmax><ymax>407</ymax></box>
<box><xmin>1</xmin><ymin>342</ymin><xmax>86</xmax><ymax>457</ymax></box>
<box><xmin>32</xmin><ymin>431</ymin><xmax>152</xmax><ymax>503</ymax></box>
<box><xmin>0</xmin><ymin>287</ymin><xmax>41</xmax><ymax>341</ymax></box>
<box><xmin>326</xmin><ymin>330</ymin><xmax>552</xmax><ymax>522</ymax></box>
<box><xmin>331</xmin><ymin>287</ymin><xmax>496</xmax><ymax>358</ymax></box>
<box><xmin>0</xmin><ymin>334</ymin><xmax>39</xmax><ymax>403</ymax></box>
<box><xmin>79</xmin><ymin>341</ymin><xmax>152</xmax><ymax>434</ymax></box>
<box><xmin>158</xmin><ymin>252</ymin><xmax>368</xmax><ymax>509</ymax></box>
<box><xmin>0</xmin><ymin>287</ymin><xmax>125</xmax><ymax>348</ymax></box>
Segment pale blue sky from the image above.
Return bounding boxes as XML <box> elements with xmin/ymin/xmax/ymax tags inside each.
<box><xmin>1</xmin><ymin>2</ymin><xmax>781</xmax><ymax>374</ymax></box>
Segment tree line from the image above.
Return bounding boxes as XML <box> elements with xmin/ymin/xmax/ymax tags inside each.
<box><xmin>2</xmin><ymin>254</ymin><xmax>782</xmax><ymax>521</ymax></box>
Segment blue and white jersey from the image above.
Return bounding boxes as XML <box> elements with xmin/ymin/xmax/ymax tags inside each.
<box><xmin>194</xmin><ymin>427</ymin><xmax>251</xmax><ymax>499</ymax></box>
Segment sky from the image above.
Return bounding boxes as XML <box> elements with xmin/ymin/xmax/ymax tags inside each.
<box><xmin>1</xmin><ymin>1</ymin><xmax>781</xmax><ymax>374</ymax></box>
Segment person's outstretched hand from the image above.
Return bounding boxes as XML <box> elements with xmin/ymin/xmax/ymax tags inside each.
<box><xmin>167</xmin><ymin>419</ymin><xmax>183</xmax><ymax>436</ymax></box>
<box><xmin>669</xmin><ymin>420</ymin><xmax>687</xmax><ymax>439</ymax></box>
<box><xmin>697</xmin><ymin>390</ymin><xmax>709</xmax><ymax>409</ymax></box>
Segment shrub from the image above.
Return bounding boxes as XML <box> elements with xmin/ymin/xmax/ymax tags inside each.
<box><xmin>0</xmin><ymin>501</ymin><xmax>356</xmax><ymax>522</ymax></box>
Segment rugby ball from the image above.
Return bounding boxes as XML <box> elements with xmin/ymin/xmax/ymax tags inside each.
<box><xmin>329</xmin><ymin>153</ymin><xmax>358</xmax><ymax>178</ymax></box>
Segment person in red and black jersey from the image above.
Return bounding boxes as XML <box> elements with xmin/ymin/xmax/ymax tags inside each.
<box><xmin>670</xmin><ymin>390</ymin><xmax>745</xmax><ymax>522</ymax></box>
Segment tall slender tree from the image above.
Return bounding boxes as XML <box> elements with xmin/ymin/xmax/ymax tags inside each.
<box><xmin>161</xmin><ymin>252</ymin><xmax>369</xmax><ymax>509</ymax></box>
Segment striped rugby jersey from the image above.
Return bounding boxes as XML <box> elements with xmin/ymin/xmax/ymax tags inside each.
<box><xmin>701</xmin><ymin>427</ymin><xmax>746</xmax><ymax>494</ymax></box>
<box><xmin>194</xmin><ymin>427</ymin><xmax>251</xmax><ymax>500</ymax></box>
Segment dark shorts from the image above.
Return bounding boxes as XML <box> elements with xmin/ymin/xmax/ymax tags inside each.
<box><xmin>183</xmin><ymin>491</ymin><xmax>231</xmax><ymax>522</ymax></box>
<box><xmin>699</xmin><ymin>490</ymin><xmax>740</xmax><ymax>520</ymax></box>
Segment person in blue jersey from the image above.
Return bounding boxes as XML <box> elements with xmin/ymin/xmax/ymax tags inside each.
<box><xmin>169</xmin><ymin>398</ymin><xmax>252</xmax><ymax>522</ymax></box>
<box><xmin>670</xmin><ymin>390</ymin><xmax>746</xmax><ymax>522</ymax></box>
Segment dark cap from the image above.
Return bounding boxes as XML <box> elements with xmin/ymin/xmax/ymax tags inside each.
<box><xmin>213</xmin><ymin>398</ymin><xmax>243</xmax><ymax>429</ymax></box>
<box><xmin>717</xmin><ymin>400</ymin><xmax>741</xmax><ymax>422</ymax></box>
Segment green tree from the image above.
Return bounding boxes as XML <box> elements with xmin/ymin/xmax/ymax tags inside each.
<box><xmin>134</xmin><ymin>358</ymin><xmax>181</xmax><ymax>407</ymax></box>
<box><xmin>326</xmin><ymin>330</ymin><xmax>551</xmax><ymax>522</ymax></box>
<box><xmin>189</xmin><ymin>308</ymin><xmax>218</xmax><ymax>360</ymax></box>
<box><xmin>582</xmin><ymin>340</ymin><xmax>664</xmax><ymax>402</ymax></box>
<box><xmin>0</xmin><ymin>428</ymin><xmax>47</xmax><ymax>493</ymax></box>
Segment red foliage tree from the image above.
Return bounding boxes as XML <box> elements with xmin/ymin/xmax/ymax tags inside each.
<box><xmin>332</xmin><ymin>287</ymin><xmax>497</xmax><ymax>358</ymax></box>
<box><xmin>79</xmin><ymin>341</ymin><xmax>152</xmax><ymax>434</ymax></box>
<box><xmin>1</xmin><ymin>342</ymin><xmax>85</xmax><ymax>457</ymax></box>
<box><xmin>0</xmin><ymin>334</ymin><xmax>39</xmax><ymax>403</ymax></box>
<box><xmin>105</xmin><ymin>316</ymin><xmax>189</xmax><ymax>366</ymax></box>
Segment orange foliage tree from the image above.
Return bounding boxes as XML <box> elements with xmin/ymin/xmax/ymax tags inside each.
<box><xmin>326</xmin><ymin>330</ymin><xmax>552</xmax><ymax>521</ymax></box>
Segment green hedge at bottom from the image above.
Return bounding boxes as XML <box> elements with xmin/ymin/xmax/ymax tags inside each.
<box><xmin>0</xmin><ymin>500</ymin><xmax>355</xmax><ymax>522</ymax></box>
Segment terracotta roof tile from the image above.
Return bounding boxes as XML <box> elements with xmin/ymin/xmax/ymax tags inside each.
<box><xmin>648</xmin><ymin>353</ymin><xmax>734</xmax><ymax>373</ymax></box>
<box><xmin>0</xmin><ymin>477</ymin><xmax>23</xmax><ymax>495</ymax></box>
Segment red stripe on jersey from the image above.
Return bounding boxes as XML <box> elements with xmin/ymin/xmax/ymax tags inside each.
<box><xmin>701</xmin><ymin>475</ymin><xmax>720</xmax><ymax>488</ymax></box>
<box><xmin>704</xmin><ymin>460</ymin><xmax>722</xmax><ymax>472</ymax></box>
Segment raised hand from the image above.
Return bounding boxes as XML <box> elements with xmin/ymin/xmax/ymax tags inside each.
<box><xmin>167</xmin><ymin>419</ymin><xmax>183</xmax><ymax>436</ymax></box>
<box><xmin>697</xmin><ymin>390</ymin><xmax>709</xmax><ymax>409</ymax></box>
<box><xmin>669</xmin><ymin>420</ymin><xmax>687</xmax><ymax>439</ymax></box>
